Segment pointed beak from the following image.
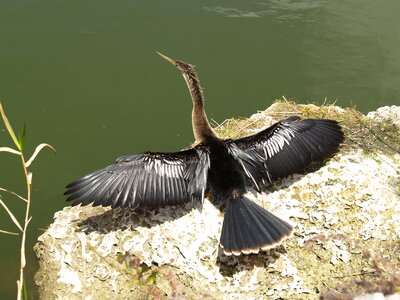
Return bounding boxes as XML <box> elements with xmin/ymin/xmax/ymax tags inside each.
<box><xmin>157</xmin><ymin>52</ymin><xmax>175</xmax><ymax>65</ymax></box>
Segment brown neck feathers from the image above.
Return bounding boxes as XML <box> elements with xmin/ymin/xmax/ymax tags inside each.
<box><xmin>181</xmin><ymin>67</ymin><xmax>217</xmax><ymax>143</ymax></box>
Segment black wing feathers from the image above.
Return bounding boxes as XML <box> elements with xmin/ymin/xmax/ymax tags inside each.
<box><xmin>225</xmin><ymin>116</ymin><xmax>344</xmax><ymax>189</ymax></box>
<box><xmin>65</xmin><ymin>146</ymin><xmax>210</xmax><ymax>209</ymax></box>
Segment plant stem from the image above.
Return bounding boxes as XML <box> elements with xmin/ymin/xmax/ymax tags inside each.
<box><xmin>17</xmin><ymin>155</ymin><xmax>31</xmax><ymax>300</ymax></box>
<box><xmin>1</xmin><ymin>102</ymin><xmax>55</xmax><ymax>299</ymax></box>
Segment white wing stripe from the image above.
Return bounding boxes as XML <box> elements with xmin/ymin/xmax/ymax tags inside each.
<box><xmin>263</xmin><ymin>127</ymin><xmax>293</xmax><ymax>158</ymax></box>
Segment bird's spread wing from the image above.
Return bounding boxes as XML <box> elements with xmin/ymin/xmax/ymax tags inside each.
<box><xmin>65</xmin><ymin>146</ymin><xmax>210</xmax><ymax>209</ymax></box>
<box><xmin>224</xmin><ymin>116</ymin><xmax>344</xmax><ymax>190</ymax></box>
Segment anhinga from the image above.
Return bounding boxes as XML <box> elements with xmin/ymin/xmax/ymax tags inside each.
<box><xmin>65</xmin><ymin>53</ymin><xmax>344</xmax><ymax>256</ymax></box>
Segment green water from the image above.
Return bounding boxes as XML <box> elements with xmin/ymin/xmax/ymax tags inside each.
<box><xmin>0</xmin><ymin>1</ymin><xmax>399</xmax><ymax>298</ymax></box>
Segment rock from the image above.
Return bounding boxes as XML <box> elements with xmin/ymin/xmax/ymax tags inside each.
<box><xmin>367</xmin><ymin>106</ymin><xmax>400</xmax><ymax>127</ymax></box>
<box><xmin>34</xmin><ymin>102</ymin><xmax>400</xmax><ymax>299</ymax></box>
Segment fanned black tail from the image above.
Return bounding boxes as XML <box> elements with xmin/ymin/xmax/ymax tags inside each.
<box><xmin>220</xmin><ymin>196</ymin><xmax>293</xmax><ymax>256</ymax></box>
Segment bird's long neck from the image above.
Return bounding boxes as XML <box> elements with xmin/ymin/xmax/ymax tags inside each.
<box><xmin>182</xmin><ymin>69</ymin><xmax>217</xmax><ymax>143</ymax></box>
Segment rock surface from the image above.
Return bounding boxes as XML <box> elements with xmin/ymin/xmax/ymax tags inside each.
<box><xmin>34</xmin><ymin>102</ymin><xmax>400</xmax><ymax>299</ymax></box>
<box><xmin>367</xmin><ymin>105</ymin><xmax>400</xmax><ymax>127</ymax></box>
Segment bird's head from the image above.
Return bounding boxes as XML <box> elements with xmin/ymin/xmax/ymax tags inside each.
<box><xmin>157</xmin><ymin>52</ymin><xmax>198</xmax><ymax>84</ymax></box>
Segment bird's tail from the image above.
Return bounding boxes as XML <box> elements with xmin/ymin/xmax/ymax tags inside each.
<box><xmin>220</xmin><ymin>195</ymin><xmax>293</xmax><ymax>256</ymax></box>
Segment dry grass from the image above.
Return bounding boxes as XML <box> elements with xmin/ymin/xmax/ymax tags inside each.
<box><xmin>213</xmin><ymin>98</ymin><xmax>400</xmax><ymax>156</ymax></box>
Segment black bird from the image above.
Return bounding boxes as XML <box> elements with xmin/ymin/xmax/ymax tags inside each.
<box><xmin>65</xmin><ymin>53</ymin><xmax>344</xmax><ymax>256</ymax></box>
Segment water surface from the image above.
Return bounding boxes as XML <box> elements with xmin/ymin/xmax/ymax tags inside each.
<box><xmin>0</xmin><ymin>1</ymin><xmax>399</xmax><ymax>297</ymax></box>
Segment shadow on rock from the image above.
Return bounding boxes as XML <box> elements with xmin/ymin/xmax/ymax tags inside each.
<box><xmin>216</xmin><ymin>245</ymin><xmax>287</xmax><ymax>277</ymax></box>
<box><xmin>74</xmin><ymin>202</ymin><xmax>199</xmax><ymax>234</ymax></box>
